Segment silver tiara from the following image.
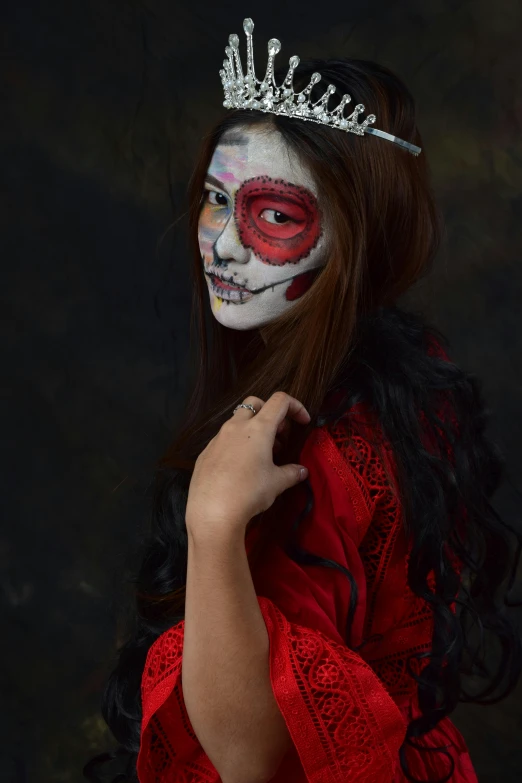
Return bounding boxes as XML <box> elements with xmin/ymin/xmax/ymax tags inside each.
<box><xmin>220</xmin><ymin>18</ymin><xmax>421</xmax><ymax>157</ymax></box>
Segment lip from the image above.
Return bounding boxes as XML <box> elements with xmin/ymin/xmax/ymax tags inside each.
<box><xmin>207</xmin><ymin>273</ymin><xmax>254</xmax><ymax>302</ymax></box>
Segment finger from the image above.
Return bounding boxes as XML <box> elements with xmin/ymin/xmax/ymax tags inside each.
<box><xmin>231</xmin><ymin>396</ymin><xmax>265</xmax><ymax>419</ymax></box>
<box><xmin>275</xmin><ymin>462</ymin><xmax>309</xmax><ymax>495</ymax></box>
<box><xmin>254</xmin><ymin>391</ymin><xmax>311</xmax><ymax>437</ymax></box>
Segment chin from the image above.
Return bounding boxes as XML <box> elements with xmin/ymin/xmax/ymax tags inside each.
<box><xmin>212</xmin><ymin>309</ymin><xmax>266</xmax><ymax>331</ymax></box>
<box><xmin>209</xmin><ymin>294</ymin><xmax>284</xmax><ymax>331</ymax></box>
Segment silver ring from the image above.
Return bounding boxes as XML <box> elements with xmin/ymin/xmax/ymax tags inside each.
<box><xmin>233</xmin><ymin>403</ymin><xmax>257</xmax><ymax>416</ymax></box>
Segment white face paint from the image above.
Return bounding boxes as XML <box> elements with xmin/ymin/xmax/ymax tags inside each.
<box><xmin>198</xmin><ymin>126</ymin><xmax>330</xmax><ymax>330</ymax></box>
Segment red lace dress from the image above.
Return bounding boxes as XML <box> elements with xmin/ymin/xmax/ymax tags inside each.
<box><xmin>137</xmin><ymin>352</ymin><xmax>478</xmax><ymax>783</ymax></box>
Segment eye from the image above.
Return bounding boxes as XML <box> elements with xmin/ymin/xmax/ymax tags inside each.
<box><xmin>259</xmin><ymin>208</ymin><xmax>292</xmax><ymax>225</ymax></box>
<box><xmin>205</xmin><ymin>189</ymin><xmax>228</xmax><ymax>207</ymax></box>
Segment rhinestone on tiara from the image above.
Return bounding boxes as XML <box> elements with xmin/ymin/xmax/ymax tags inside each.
<box><xmin>219</xmin><ymin>18</ymin><xmax>421</xmax><ymax>157</ymax></box>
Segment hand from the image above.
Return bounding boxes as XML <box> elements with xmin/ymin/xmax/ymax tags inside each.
<box><xmin>186</xmin><ymin>391</ymin><xmax>311</xmax><ymax>539</ymax></box>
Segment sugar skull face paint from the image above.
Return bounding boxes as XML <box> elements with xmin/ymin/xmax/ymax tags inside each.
<box><xmin>235</xmin><ymin>176</ymin><xmax>322</xmax><ymax>265</ymax></box>
<box><xmin>198</xmin><ymin>126</ymin><xmax>331</xmax><ymax>330</ymax></box>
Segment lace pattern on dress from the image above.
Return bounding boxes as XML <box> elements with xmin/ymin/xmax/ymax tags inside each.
<box><xmin>139</xmin><ymin>622</ymin><xmax>219</xmax><ymax>782</ymax></box>
<box><xmin>261</xmin><ymin>596</ymin><xmax>406</xmax><ymax>782</ymax></box>
<box><xmin>318</xmin><ymin>408</ymin><xmax>438</xmax><ymax>704</ymax></box>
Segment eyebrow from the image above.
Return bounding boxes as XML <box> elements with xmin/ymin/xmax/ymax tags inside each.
<box><xmin>219</xmin><ymin>132</ymin><xmax>248</xmax><ymax>146</ymax></box>
<box><xmin>204</xmin><ymin>173</ymin><xmax>229</xmax><ymax>192</ymax></box>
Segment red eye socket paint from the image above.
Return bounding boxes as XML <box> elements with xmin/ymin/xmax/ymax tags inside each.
<box><xmin>234</xmin><ymin>175</ymin><xmax>322</xmax><ymax>265</ymax></box>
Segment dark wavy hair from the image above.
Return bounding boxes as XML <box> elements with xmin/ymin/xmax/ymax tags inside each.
<box><xmin>84</xmin><ymin>57</ymin><xmax>522</xmax><ymax>783</ymax></box>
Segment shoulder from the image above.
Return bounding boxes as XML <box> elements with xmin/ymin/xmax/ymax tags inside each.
<box><xmin>324</xmin><ymin>402</ymin><xmax>399</xmax><ymax>495</ymax></box>
<box><xmin>300</xmin><ymin>400</ymin><xmax>400</xmax><ymax>546</ymax></box>
<box><xmin>302</xmin><ymin>325</ymin><xmax>460</xmax><ymax>534</ymax></box>
<box><xmin>319</xmin><ymin>329</ymin><xmax>459</xmax><ymax>463</ymax></box>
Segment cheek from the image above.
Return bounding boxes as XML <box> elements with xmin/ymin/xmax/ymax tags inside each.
<box><xmin>284</xmin><ymin>268</ymin><xmax>322</xmax><ymax>301</ymax></box>
<box><xmin>234</xmin><ymin>176</ymin><xmax>323</xmax><ymax>265</ymax></box>
<box><xmin>198</xmin><ymin>203</ymin><xmax>226</xmax><ymax>255</ymax></box>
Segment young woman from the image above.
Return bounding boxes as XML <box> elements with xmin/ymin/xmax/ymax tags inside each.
<box><xmin>85</xmin><ymin>18</ymin><xmax>522</xmax><ymax>783</ymax></box>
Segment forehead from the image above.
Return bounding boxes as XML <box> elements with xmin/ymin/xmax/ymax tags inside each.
<box><xmin>207</xmin><ymin>127</ymin><xmax>318</xmax><ymax>197</ymax></box>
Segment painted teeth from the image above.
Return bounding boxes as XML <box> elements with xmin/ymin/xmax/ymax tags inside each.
<box><xmin>210</xmin><ymin>276</ymin><xmax>252</xmax><ymax>302</ymax></box>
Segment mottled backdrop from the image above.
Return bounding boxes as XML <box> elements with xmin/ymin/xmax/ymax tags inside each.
<box><xmin>2</xmin><ymin>1</ymin><xmax>522</xmax><ymax>781</ymax></box>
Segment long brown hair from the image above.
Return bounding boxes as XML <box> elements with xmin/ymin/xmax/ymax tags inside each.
<box><xmin>164</xmin><ymin>56</ymin><xmax>442</xmax><ymax>468</ymax></box>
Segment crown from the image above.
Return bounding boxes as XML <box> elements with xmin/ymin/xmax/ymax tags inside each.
<box><xmin>219</xmin><ymin>18</ymin><xmax>421</xmax><ymax>157</ymax></box>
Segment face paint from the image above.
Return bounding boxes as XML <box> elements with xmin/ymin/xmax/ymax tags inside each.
<box><xmin>235</xmin><ymin>176</ymin><xmax>322</xmax><ymax>265</ymax></box>
<box><xmin>197</xmin><ymin>126</ymin><xmax>330</xmax><ymax>330</ymax></box>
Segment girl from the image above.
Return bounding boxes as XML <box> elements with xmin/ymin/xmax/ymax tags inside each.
<box><xmin>85</xmin><ymin>20</ymin><xmax>521</xmax><ymax>783</ymax></box>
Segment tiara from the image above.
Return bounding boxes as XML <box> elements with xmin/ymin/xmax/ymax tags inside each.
<box><xmin>219</xmin><ymin>18</ymin><xmax>421</xmax><ymax>157</ymax></box>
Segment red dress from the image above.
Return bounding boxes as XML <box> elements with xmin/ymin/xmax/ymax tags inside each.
<box><xmin>137</xmin><ymin>349</ymin><xmax>478</xmax><ymax>782</ymax></box>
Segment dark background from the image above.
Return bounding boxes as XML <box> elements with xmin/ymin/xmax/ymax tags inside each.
<box><xmin>2</xmin><ymin>1</ymin><xmax>522</xmax><ymax>781</ymax></box>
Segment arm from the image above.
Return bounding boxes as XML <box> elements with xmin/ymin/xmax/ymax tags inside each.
<box><xmin>138</xmin><ymin>422</ymin><xmax>407</xmax><ymax>783</ymax></box>
<box><xmin>182</xmin><ymin>524</ymin><xmax>292</xmax><ymax>783</ymax></box>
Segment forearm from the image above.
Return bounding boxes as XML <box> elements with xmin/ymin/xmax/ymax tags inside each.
<box><xmin>182</xmin><ymin>524</ymin><xmax>291</xmax><ymax>783</ymax></box>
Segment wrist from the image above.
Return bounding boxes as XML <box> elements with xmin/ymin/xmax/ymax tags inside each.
<box><xmin>186</xmin><ymin>514</ymin><xmax>248</xmax><ymax>547</ymax></box>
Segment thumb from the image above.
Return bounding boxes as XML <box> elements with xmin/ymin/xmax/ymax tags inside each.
<box><xmin>277</xmin><ymin>463</ymin><xmax>309</xmax><ymax>492</ymax></box>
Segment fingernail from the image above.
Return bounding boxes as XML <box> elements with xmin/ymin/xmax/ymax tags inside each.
<box><xmin>300</xmin><ymin>467</ymin><xmax>308</xmax><ymax>480</ymax></box>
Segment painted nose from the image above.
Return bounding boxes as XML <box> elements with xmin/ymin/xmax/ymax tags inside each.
<box><xmin>214</xmin><ymin>215</ymin><xmax>249</xmax><ymax>264</ymax></box>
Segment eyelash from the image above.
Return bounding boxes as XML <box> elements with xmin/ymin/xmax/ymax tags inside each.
<box><xmin>204</xmin><ymin>189</ymin><xmax>229</xmax><ymax>207</ymax></box>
